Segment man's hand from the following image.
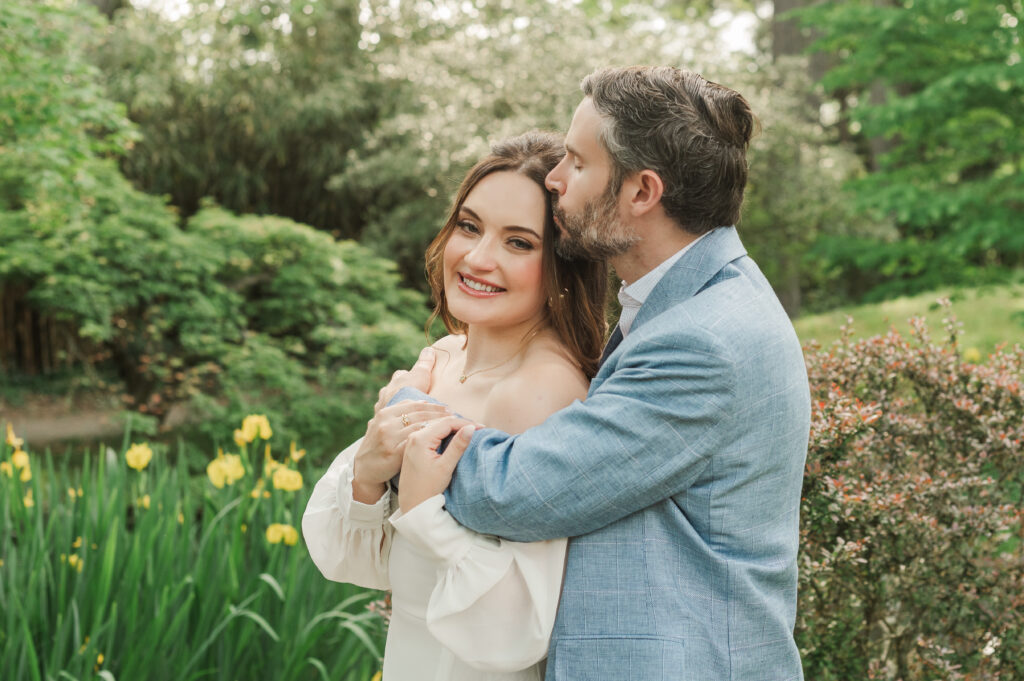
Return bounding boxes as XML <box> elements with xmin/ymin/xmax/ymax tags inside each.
<box><xmin>374</xmin><ymin>346</ymin><xmax>436</xmax><ymax>413</ymax></box>
<box><xmin>397</xmin><ymin>418</ymin><xmax>476</xmax><ymax>512</ymax></box>
<box><xmin>352</xmin><ymin>400</ymin><xmax>450</xmax><ymax>503</ymax></box>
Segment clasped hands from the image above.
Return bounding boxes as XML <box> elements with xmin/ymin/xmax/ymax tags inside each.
<box><xmin>352</xmin><ymin>347</ymin><xmax>477</xmax><ymax>512</ymax></box>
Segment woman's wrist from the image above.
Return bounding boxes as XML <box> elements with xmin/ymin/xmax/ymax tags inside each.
<box><xmin>351</xmin><ymin>477</ymin><xmax>388</xmax><ymax>504</ymax></box>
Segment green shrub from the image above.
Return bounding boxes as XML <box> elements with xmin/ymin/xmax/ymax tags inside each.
<box><xmin>183</xmin><ymin>205</ymin><xmax>429</xmax><ymax>452</ymax></box>
<box><xmin>799</xmin><ymin>305</ymin><xmax>1023</xmax><ymax>679</ymax></box>
<box><xmin>3</xmin><ymin>189</ymin><xmax>429</xmax><ymax>455</ymax></box>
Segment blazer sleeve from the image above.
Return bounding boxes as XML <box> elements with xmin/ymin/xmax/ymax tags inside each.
<box><xmin>301</xmin><ymin>437</ymin><xmax>395</xmax><ymax>590</ymax></box>
<box><xmin>444</xmin><ymin>324</ymin><xmax>738</xmax><ymax>541</ymax></box>
<box><xmin>389</xmin><ymin>494</ymin><xmax>566</xmax><ymax>672</ymax></box>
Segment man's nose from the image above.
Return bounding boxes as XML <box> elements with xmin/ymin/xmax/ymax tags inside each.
<box><xmin>545</xmin><ymin>162</ymin><xmax>566</xmax><ymax>195</ymax></box>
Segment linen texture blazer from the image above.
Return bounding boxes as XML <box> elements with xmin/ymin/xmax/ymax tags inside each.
<box><xmin>440</xmin><ymin>226</ymin><xmax>811</xmax><ymax>681</ymax></box>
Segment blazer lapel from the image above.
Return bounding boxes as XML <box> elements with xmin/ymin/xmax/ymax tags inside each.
<box><xmin>630</xmin><ymin>226</ymin><xmax>747</xmax><ymax>334</ymax></box>
<box><xmin>598</xmin><ymin>325</ymin><xmax>623</xmax><ymax>369</ymax></box>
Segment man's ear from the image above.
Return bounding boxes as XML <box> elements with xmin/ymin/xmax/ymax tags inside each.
<box><xmin>622</xmin><ymin>169</ymin><xmax>664</xmax><ymax>217</ymax></box>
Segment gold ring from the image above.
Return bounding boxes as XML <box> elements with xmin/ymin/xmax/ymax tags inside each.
<box><xmin>401</xmin><ymin>413</ymin><xmax>410</xmax><ymax>427</ymax></box>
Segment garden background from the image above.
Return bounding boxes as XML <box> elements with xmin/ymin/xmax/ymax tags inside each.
<box><xmin>1</xmin><ymin>0</ymin><xmax>1021</xmax><ymax>679</ymax></box>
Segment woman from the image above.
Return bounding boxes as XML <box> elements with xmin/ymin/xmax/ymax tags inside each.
<box><xmin>302</xmin><ymin>132</ymin><xmax>607</xmax><ymax>680</ymax></box>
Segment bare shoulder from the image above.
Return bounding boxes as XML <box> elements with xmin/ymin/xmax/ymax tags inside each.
<box><xmin>431</xmin><ymin>333</ymin><xmax>466</xmax><ymax>354</ymax></box>
<box><xmin>430</xmin><ymin>334</ymin><xmax>465</xmax><ymax>377</ymax></box>
<box><xmin>483</xmin><ymin>337</ymin><xmax>589</xmax><ymax>434</ymax></box>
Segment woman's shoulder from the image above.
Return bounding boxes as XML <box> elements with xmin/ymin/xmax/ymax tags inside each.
<box><xmin>518</xmin><ymin>334</ymin><xmax>588</xmax><ymax>388</ymax></box>
<box><xmin>429</xmin><ymin>334</ymin><xmax>465</xmax><ymax>377</ymax></box>
<box><xmin>431</xmin><ymin>333</ymin><xmax>466</xmax><ymax>353</ymax></box>
<box><xmin>483</xmin><ymin>334</ymin><xmax>589</xmax><ymax>433</ymax></box>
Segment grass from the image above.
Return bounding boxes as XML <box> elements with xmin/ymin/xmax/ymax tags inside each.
<box><xmin>793</xmin><ymin>283</ymin><xmax>1024</xmax><ymax>356</ymax></box>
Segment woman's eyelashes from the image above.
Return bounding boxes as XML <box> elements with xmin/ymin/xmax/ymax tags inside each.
<box><xmin>508</xmin><ymin>237</ymin><xmax>534</xmax><ymax>251</ymax></box>
<box><xmin>457</xmin><ymin>219</ymin><xmax>536</xmax><ymax>252</ymax></box>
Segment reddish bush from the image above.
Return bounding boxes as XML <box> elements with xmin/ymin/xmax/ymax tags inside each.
<box><xmin>798</xmin><ymin>302</ymin><xmax>1023</xmax><ymax>680</ymax></box>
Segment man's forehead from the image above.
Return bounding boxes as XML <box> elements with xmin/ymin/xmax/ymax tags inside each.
<box><xmin>566</xmin><ymin>97</ymin><xmax>601</xmax><ymax>152</ymax></box>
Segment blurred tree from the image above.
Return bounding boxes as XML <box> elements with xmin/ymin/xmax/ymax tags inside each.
<box><xmin>336</xmin><ymin>0</ymin><xmax>754</xmax><ymax>289</ymax></box>
<box><xmin>0</xmin><ymin>1</ymin><xmax>136</xmax><ymax>221</ymax></box>
<box><xmin>84</xmin><ymin>0</ymin><xmax>130</xmax><ymax>19</ymax></box>
<box><xmin>795</xmin><ymin>0</ymin><xmax>1024</xmax><ymax>301</ymax></box>
<box><xmin>739</xmin><ymin>60</ymin><xmax>887</xmax><ymax>316</ymax></box>
<box><xmin>93</xmin><ymin>0</ymin><xmax>381</xmax><ymax>238</ymax></box>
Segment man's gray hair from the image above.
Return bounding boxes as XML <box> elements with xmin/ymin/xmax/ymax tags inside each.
<box><xmin>582</xmin><ymin>66</ymin><xmax>758</xmax><ymax>235</ymax></box>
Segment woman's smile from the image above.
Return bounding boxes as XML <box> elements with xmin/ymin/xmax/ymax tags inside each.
<box><xmin>457</xmin><ymin>272</ymin><xmax>506</xmax><ymax>296</ymax></box>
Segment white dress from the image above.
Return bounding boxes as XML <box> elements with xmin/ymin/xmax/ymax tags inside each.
<box><xmin>302</xmin><ymin>438</ymin><xmax>567</xmax><ymax>681</ymax></box>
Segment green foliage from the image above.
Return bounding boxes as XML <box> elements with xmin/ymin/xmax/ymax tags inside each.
<box><xmin>182</xmin><ymin>206</ymin><xmax>428</xmax><ymax>451</ymax></box>
<box><xmin>0</xmin><ymin>0</ymin><xmax>136</xmax><ymax>231</ymax></box>
<box><xmin>795</xmin><ymin>0</ymin><xmax>1024</xmax><ymax>301</ymax></box>
<box><xmin>0</xmin><ymin>428</ymin><xmax>385</xmax><ymax>680</ymax></box>
<box><xmin>739</xmin><ymin>58</ymin><xmax>888</xmax><ymax>315</ymax></box>
<box><xmin>799</xmin><ymin>309</ymin><xmax>1023</xmax><ymax>679</ymax></box>
<box><xmin>94</xmin><ymin>0</ymin><xmax>381</xmax><ymax>236</ymax></box>
<box><xmin>1</xmin><ymin>0</ymin><xmax>430</xmax><ymax>455</ymax></box>
<box><xmin>3</xmin><ymin>190</ymin><xmax>429</xmax><ymax>454</ymax></box>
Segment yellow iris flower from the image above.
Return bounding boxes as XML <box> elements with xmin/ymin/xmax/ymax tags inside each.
<box><xmin>207</xmin><ymin>449</ymin><xmax>246</xmax><ymax>488</ymax></box>
<box><xmin>11</xmin><ymin>449</ymin><xmax>29</xmax><ymax>470</ymax></box>
<box><xmin>125</xmin><ymin>443</ymin><xmax>153</xmax><ymax>471</ymax></box>
<box><xmin>266</xmin><ymin>523</ymin><xmax>299</xmax><ymax>546</ymax></box>
<box><xmin>272</xmin><ymin>467</ymin><xmax>303</xmax><ymax>492</ymax></box>
<box><xmin>237</xmin><ymin>414</ymin><xmax>273</xmax><ymax>444</ymax></box>
<box><xmin>5</xmin><ymin>423</ymin><xmax>24</xmax><ymax>448</ymax></box>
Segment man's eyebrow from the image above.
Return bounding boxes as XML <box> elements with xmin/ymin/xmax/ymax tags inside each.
<box><xmin>460</xmin><ymin>205</ymin><xmax>542</xmax><ymax>240</ymax></box>
<box><xmin>565</xmin><ymin>142</ymin><xmax>581</xmax><ymax>160</ymax></box>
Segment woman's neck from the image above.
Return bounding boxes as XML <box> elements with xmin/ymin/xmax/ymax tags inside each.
<box><xmin>460</xmin><ymin>321</ymin><xmax>541</xmax><ymax>374</ymax></box>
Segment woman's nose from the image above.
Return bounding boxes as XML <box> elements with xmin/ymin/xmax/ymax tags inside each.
<box><xmin>463</xmin><ymin>238</ymin><xmax>497</xmax><ymax>270</ymax></box>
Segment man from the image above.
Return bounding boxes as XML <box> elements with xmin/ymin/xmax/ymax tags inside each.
<box><xmin>387</xmin><ymin>66</ymin><xmax>810</xmax><ymax>680</ymax></box>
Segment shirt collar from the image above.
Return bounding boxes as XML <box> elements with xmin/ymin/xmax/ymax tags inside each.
<box><xmin>616</xmin><ymin>232</ymin><xmax>709</xmax><ymax>337</ymax></box>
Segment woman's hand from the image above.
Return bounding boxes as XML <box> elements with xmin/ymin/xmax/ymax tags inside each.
<box><xmin>352</xmin><ymin>401</ymin><xmax>451</xmax><ymax>503</ymax></box>
<box><xmin>398</xmin><ymin>417</ymin><xmax>477</xmax><ymax>512</ymax></box>
<box><xmin>373</xmin><ymin>347</ymin><xmax>436</xmax><ymax>412</ymax></box>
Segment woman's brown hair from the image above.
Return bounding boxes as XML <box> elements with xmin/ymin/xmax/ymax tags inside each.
<box><xmin>424</xmin><ymin>131</ymin><xmax>608</xmax><ymax>378</ymax></box>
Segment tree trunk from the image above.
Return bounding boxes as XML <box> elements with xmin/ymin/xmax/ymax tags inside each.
<box><xmin>84</xmin><ymin>0</ymin><xmax>129</xmax><ymax>20</ymax></box>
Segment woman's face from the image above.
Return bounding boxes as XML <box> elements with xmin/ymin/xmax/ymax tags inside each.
<box><xmin>443</xmin><ymin>171</ymin><xmax>548</xmax><ymax>332</ymax></box>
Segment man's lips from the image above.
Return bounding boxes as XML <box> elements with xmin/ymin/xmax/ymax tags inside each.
<box><xmin>457</xmin><ymin>273</ymin><xmax>505</xmax><ymax>296</ymax></box>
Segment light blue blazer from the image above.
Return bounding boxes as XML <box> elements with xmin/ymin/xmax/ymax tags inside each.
<box><xmin>441</xmin><ymin>226</ymin><xmax>810</xmax><ymax>681</ymax></box>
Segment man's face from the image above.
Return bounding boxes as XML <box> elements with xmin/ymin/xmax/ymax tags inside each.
<box><xmin>545</xmin><ymin>97</ymin><xmax>639</xmax><ymax>261</ymax></box>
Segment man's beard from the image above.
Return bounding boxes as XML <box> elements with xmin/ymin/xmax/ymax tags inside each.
<box><xmin>553</xmin><ymin>185</ymin><xmax>639</xmax><ymax>261</ymax></box>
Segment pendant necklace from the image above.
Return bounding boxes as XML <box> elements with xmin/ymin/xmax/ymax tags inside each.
<box><xmin>458</xmin><ymin>352</ymin><xmax>520</xmax><ymax>383</ymax></box>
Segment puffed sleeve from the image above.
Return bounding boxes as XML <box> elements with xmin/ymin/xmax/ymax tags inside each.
<box><xmin>389</xmin><ymin>494</ymin><xmax>566</xmax><ymax>672</ymax></box>
<box><xmin>302</xmin><ymin>437</ymin><xmax>394</xmax><ymax>590</ymax></box>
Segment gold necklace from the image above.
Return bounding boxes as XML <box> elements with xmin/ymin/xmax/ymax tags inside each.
<box><xmin>458</xmin><ymin>352</ymin><xmax>520</xmax><ymax>383</ymax></box>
